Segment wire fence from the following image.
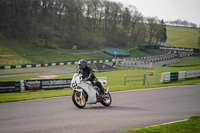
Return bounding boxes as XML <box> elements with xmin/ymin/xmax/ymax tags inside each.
<box><xmin>124</xmin><ymin>71</ymin><xmax>159</xmax><ymax>85</ymax></box>
<box><xmin>124</xmin><ymin>74</ymin><xmax>145</xmax><ymax>85</ymax></box>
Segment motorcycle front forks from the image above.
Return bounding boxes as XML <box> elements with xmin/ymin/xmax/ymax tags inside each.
<box><xmin>74</xmin><ymin>87</ymin><xmax>83</xmax><ymax>100</ymax></box>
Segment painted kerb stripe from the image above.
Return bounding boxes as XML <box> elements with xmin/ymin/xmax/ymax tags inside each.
<box><xmin>0</xmin><ymin>59</ymin><xmax>112</xmax><ymax>69</ymax></box>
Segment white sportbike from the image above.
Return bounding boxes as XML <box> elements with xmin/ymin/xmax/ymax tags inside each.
<box><xmin>70</xmin><ymin>73</ymin><xmax>112</xmax><ymax>108</ymax></box>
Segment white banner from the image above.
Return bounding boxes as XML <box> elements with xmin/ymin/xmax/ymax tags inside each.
<box><xmin>186</xmin><ymin>70</ymin><xmax>200</xmax><ymax>79</ymax></box>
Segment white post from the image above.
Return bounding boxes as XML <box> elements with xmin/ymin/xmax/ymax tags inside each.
<box><xmin>150</xmin><ymin>62</ymin><xmax>152</xmax><ymax>69</ymax></box>
<box><xmin>20</xmin><ymin>80</ymin><xmax>25</xmax><ymax>92</ymax></box>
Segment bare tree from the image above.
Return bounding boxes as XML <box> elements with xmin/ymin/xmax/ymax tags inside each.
<box><xmin>129</xmin><ymin>8</ymin><xmax>144</xmax><ymax>48</ymax></box>
<box><xmin>147</xmin><ymin>17</ymin><xmax>158</xmax><ymax>45</ymax></box>
<box><xmin>198</xmin><ymin>29</ymin><xmax>200</xmax><ymax>49</ymax></box>
<box><xmin>0</xmin><ymin>0</ymin><xmax>149</xmax><ymax>49</ymax></box>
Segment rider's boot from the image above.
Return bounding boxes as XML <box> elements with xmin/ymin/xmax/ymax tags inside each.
<box><xmin>100</xmin><ymin>87</ymin><xmax>108</xmax><ymax>98</ymax></box>
<box><xmin>101</xmin><ymin>87</ymin><xmax>105</xmax><ymax>94</ymax></box>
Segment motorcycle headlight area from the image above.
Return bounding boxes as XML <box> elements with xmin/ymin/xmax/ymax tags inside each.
<box><xmin>71</xmin><ymin>83</ymin><xmax>77</xmax><ymax>88</ymax></box>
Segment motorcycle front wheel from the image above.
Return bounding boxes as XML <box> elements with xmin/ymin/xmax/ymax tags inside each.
<box><xmin>72</xmin><ymin>91</ymin><xmax>86</xmax><ymax>108</ymax></box>
<box><xmin>101</xmin><ymin>92</ymin><xmax>112</xmax><ymax>106</ymax></box>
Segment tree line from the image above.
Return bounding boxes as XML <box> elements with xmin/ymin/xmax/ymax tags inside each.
<box><xmin>0</xmin><ymin>0</ymin><xmax>167</xmax><ymax>49</ymax></box>
<box><xmin>165</xmin><ymin>19</ymin><xmax>197</xmax><ymax>28</ymax></box>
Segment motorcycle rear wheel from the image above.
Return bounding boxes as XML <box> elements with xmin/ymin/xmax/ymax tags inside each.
<box><xmin>101</xmin><ymin>92</ymin><xmax>112</xmax><ymax>106</ymax></box>
<box><xmin>72</xmin><ymin>91</ymin><xmax>86</xmax><ymax>108</ymax></box>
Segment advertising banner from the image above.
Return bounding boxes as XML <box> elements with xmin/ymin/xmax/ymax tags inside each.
<box><xmin>139</xmin><ymin>45</ymin><xmax>200</xmax><ymax>53</ymax></box>
<box><xmin>41</xmin><ymin>79</ymin><xmax>71</xmax><ymax>90</ymax></box>
<box><xmin>186</xmin><ymin>70</ymin><xmax>200</xmax><ymax>79</ymax></box>
<box><xmin>0</xmin><ymin>82</ymin><xmax>16</xmax><ymax>92</ymax></box>
<box><xmin>24</xmin><ymin>79</ymin><xmax>71</xmax><ymax>91</ymax></box>
<box><xmin>24</xmin><ymin>80</ymin><xmax>41</xmax><ymax>90</ymax></box>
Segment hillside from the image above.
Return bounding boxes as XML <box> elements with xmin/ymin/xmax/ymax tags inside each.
<box><xmin>166</xmin><ymin>26</ymin><xmax>199</xmax><ymax>48</ymax></box>
<box><xmin>0</xmin><ymin>40</ymin><xmax>167</xmax><ymax>66</ymax></box>
<box><xmin>0</xmin><ymin>40</ymin><xmax>112</xmax><ymax>66</ymax></box>
<box><xmin>0</xmin><ymin>26</ymin><xmax>199</xmax><ymax>66</ymax></box>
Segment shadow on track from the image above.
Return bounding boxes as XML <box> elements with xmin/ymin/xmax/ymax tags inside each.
<box><xmin>83</xmin><ymin>105</ymin><xmax>151</xmax><ymax>111</ymax></box>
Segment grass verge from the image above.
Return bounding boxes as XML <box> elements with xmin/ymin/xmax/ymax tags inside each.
<box><xmin>167</xmin><ymin>57</ymin><xmax>200</xmax><ymax>67</ymax></box>
<box><xmin>122</xmin><ymin>116</ymin><xmax>200</xmax><ymax>133</ymax></box>
<box><xmin>0</xmin><ymin>89</ymin><xmax>72</xmax><ymax>103</ymax></box>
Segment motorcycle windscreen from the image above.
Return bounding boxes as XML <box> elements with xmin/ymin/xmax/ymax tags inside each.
<box><xmin>78</xmin><ymin>82</ymin><xmax>97</xmax><ymax>104</ymax></box>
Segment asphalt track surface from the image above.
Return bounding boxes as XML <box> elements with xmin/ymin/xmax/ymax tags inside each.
<box><xmin>0</xmin><ymin>85</ymin><xmax>200</xmax><ymax>133</ymax></box>
<box><xmin>0</xmin><ymin>66</ymin><xmax>77</xmax><ymax>77</ymax></box>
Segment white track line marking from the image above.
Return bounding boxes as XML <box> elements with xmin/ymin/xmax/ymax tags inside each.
<box><xmin>133</xmin><ymin>119</ymin><xmax>188</xmax><ymax>131</ymax></box>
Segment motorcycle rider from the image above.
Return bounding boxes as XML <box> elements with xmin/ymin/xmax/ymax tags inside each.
<box><xmin>77</xmin><ymin>59</ymin><xmax>106</xmax><ymax>96</ymax></box>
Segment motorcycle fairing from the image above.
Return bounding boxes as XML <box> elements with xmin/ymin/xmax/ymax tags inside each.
<box><xmin>77</xmin><ymin>81</ymin><xmax>97</xmax><ymax>104</ymax></box>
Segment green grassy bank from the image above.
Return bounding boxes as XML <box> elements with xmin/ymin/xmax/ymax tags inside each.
<box><xmin>122</xmin><ymin>116</ymin><xmax>200</xmax><ymax>133</ymax></box>
<box><xmin>167</xmin><ymin>57</ymin><xmax>200</xmax><ymax>67</ymax></box>
<box><xmin>0</xmin><ymin>40</ymin><xmax>112</xmax><ymax>66</ymax></box>
<box><xmin>0</xmin><ymin>40</ymin><xmax>167</xmax><ymax>66</ymax></box>
<box><xmin>166</xmin><ymin>26</ymin><xmax>199</xmax><ymax>48</ymax></box>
